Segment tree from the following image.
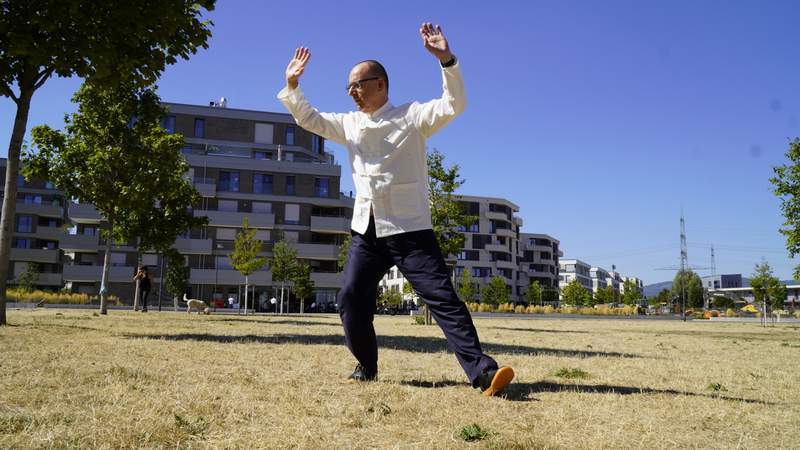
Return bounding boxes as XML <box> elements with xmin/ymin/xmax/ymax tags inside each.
<box><xmin>230</xmin><ymin>218</ymin><xmax>267</xmax><ymax>315</ymax></box>
<box><xmin>561</xmin><ymin>279</ymin><xmax>590</xmax><ymax>306</ymax></box>
<box><xmin>621</xmin><ymin>279</ymin><xmax>642</xmax><ymax>305</ymax></box>
<box><xmin>269</xmin><ymin>240</ymin><xmax>297</xmax><ymax>314</ymax></box>
<box><xmin>750</xmin><ymin>261</ymin><xmax>787</xmax><ymax>325</ymax></box>
<box><xmin>163</xmin><ymin>248</ymin><xmax>189</xmax><ymax>311</ymax></box>
<box><xmin>427</xmin><ymin>149</ymin><xmax>476</xmax><ymax>258</ymax></box>
<box><xmin>524</xmin><ymin>280</ymin><xmax>542</xmax><ymax>306</ymax></box>
<box><xmin>671</xmin><ymin>270</ymin><xmax>704</xmax><ymax>314</ymax></box>
<box><xmin>457</xmin><ymin>270</ymin><xmax>476</xmax><ymax>303</ymax></box>
<box><xmin>338</xmin><ymin>234</ymin><xmax>351</xmax><ymax>272</ymax></box>
<box><xmin>650</xmin><ymin>288</ymin><xmax>671</xmax><ymax>306</ymax></box>
<box><xmin>0</xmin><ymin>0</ymin><xmax>215</xmax><ymax>325</ymax></box>
<box><xmin>480</xmin><ymin>275</ymin><xmax>510</xmax><ymax>306</ymax></box>
<box><xmin>25</xmin><ymin>80</ymin><xmax>205</xmax><ymax>315</ymax></box>
<box><xmin>770</xmin><ymin>138</ymin><xmax>800</xmax><ymax>280</ymax></box>
<box><xmin>15</xmin><ymin>262</ymin><xmax>39</xmax><ymax>293</ymax></box>
<box><xmin>291</xmin><ymin>261</ymin><xmax>315</xmax><ymax>313</ymax></box>
<box><xmin>402</xmin><ymin>280</ymin><xmax>419</xmax><ymax>305</ymax></box>
<box><xmin>594</xmin><ymin>285</ymin><xmax>615</xmax><ymax>305</ymax></box>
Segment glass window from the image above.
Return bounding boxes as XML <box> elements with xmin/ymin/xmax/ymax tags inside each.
<box><xmin>283</xmin><ymin>231</ymin><xmax>299</xmax><ymax>242</ymax></box>
<box><xmin>194</xmin><ymin>118</ymin><xmax>205</xmax><ymax>138</ymax></box>
<box><xmin>252</xmin><ymin>202</ymin><xmax>272</xmax><ymax>213</ymax></box>
<box><xmin>254</xmin><ymin>151</ymin><xmax>270</xmax><ymax>160</ymax></box>
<box><xmin>181</xmin><ymin>145</ymin><xmax>193</xmax><ymax>155</ymax></box>
<box><xmin>217</xmin><ymin>200</ymin><xmax>237</xmax><ymax>212</ymax></box>
<box><xmin>286</xmin><ymin>176</ymin><xmax>295</xmax><ymax>195</ymax></box>
<box><xmin>17</xmin><ymin>175</ymin><xmax>25</xmax><ymax>187</ymax></box>
<box><xmin>253</xmin><ymin>173</ymin><xmax>273</xmax><ymax>194</ymax></box>
<box><xmin>254</xmin><ymin>123</ymin><xmax>274</xmax><ymax>144</ymax></box>
<box><xmin>15</xmin><ymin>215</ymin><xmax>33</xmax><ymax>233</ymax></box>
<box><xmin>285</xmin><ymin>204</ymin><xmax>300</xmax><ymax>225</ymax></box>
<box><xmin>311</xmin><ymin>135</ymin><xmax>322</xmax><ymax>153</ymax></box>
<box><xmin>314</xmin><ymin>177</ymin><xmax>329</xmax><ymax>197</ymax></box>
<box><xmin>41</xmin><ymin>241</ymin><xmax>57</xmax><ymax>250</ymax></box>
<box><xmin>161</xmin><ymin>115</ymin><xmax>176</xmax><ymax>134</ymax></box>
<box><xmin>216</xmin><ymin>255</ymin><xmax>233</xmax><ymax>269</ymax></box>
<box><xmin>22</xmin><ymin>195</ymin><xmax>42</xmax><ymax>205</ymax></box>
<box><xmin>285</xmin><ymin>126</ymin><xmax>295</xmax><ymax>145</ymax></box>
<box><xmin>13</xmin><ymin>238</ymin><xmax>31</xmax><ymax>248</ymax></box>
<box><xmin>216</xmin><ymin>228</ymin><xmax>236</xmax><ymax>240</ymax></box>
<box><xmin>110</xmin><ymin>252</ymin><xmax>127</xmax><ymax>267</ymax></box>
<box><xmin>45</xmin><ymin>181</ymin><xmax>55</xmax><ymax>189</ymax></box>
<box><xmin>218</xmin><ymin>171</ymin><xmax>240</xmax><ymax>192</ymax></box>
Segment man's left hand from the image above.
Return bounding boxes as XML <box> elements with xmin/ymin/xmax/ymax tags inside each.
<box><xmin>420</xmin><ymin>22</ymin><xmax>453</xmax><ymax>64</ymax></box>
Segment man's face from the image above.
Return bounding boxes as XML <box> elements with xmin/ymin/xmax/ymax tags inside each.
<box><xmin>348</xmin><ymin>63</ymin><xmax>387</xmax><ymax>113</ymax></box>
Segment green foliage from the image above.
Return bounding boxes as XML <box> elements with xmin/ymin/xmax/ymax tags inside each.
<box><xmin>712</xmin><ymin>295</ymin><xmax>735</xmax><ymax>309</ymax></box>
<box><xmin>542</xmin><ymin>287</ymin><xmax>559</xmax><ymax>303</ymax></box>
<box><xmin>337</xmin><ymin>234</ymin><xmax>351</xmax><ymax>272</ymax></box>
<box><xmin>427</xmin><ymin>149</ymin><xmax>475</xmax><ymax>258</ymax></box>
<box><xmin>457</xmin><ymin>270</ymin><xmax>476</xmax><ymax>302</ymax></box>
<box><xmin>770</xmin><ymin>138</ymin><xmax>800</xmax><ymax>279</ymax></box>
<box><xmin>593</xmin><ymin>285</ymin><xmax>616</xmax><ymax>305</ymax></box>
<box><xmin>379</xmin><ymin>289</ymin><xmax>403</xmax><ymax>307</ymax></box>
<box><xmin>15</xmin><ymin>262</ymin><xmax>39</xmax><ymax>293</ymax></box>
<box><xmin>413</xmin><ymin>315</ymin><xmax>427</xmax><ymax>325</ymax></box>
<box><xmin>650</xmin><ymin>288</ymin><xmax>671</xmax><ymax>306</ymax></box>
<box><xmin>554</xmin><ymin>367</ymin><xmax>590</xmax><ymax>379</ymax></box>
<box><xmin>290</xmin><ymin>261</ymin><xmax>315</xmax><ymax>304</ymax></box>
<box><xmin>671</xmin><ymin>270</ymin><xmax>704</xmax><ymax>309</ymax></box>
<box><xmin>163</xmin><ymin>248</ymin><xmax>189</xmax><ymax>300</ymax></box>
<box><xmin>750</xmin><ymin>261</ymin><xmax>787</xmax><ymax>312</ymax></box>
<box><xmin>524</xmin><ymin>280</ymin><xmax>542</xmax><ymax>305</ymax></box>
<box><xmin>269</xmin><ymin>240</ymin><xmax>297</xmax><ymax>285</ymax></box>
<box><xmin>561</xmin><ymin>279</ymin><xmax>590</xmax><ymax>306</ymax></box>
<box><xmin>480</xmin><ymin>275</ymin><xmax>509</xmax><ymax>306</ymax></box>
<box><xmin>230</xmin><ymin>218</ymin><xmax>267</xmax><ymax>277</ymax></box>
<box><xmin>456</xmin><ymin>424</ymin><xmax>492</xmax><ymax>442</ymax></box>
<box><xmin>621</xmin><ymin>279</ymin><xmax>641</xmax><ymax>305</ymax></box>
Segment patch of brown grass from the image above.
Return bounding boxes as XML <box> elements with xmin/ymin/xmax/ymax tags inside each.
<box><xmin>1</xmin><ymin>309</ymin><xmax>798</xmax><ymax>449</ymax></box>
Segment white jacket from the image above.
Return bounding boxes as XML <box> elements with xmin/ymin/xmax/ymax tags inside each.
<box><xmin>277</xmin><ymin>61</ymin><xmax>466</xmax><ymax>237</ymax></box>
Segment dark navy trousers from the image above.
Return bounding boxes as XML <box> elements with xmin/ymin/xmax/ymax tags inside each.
<box><xmin>337</xmin><ymin>216</ymin><xmax>498</xmax><ymax>386</ymax></box>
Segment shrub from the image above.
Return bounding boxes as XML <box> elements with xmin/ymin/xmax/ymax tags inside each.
<box><xmin>525</xmin><ymin>305</ymin><xmax>542</xmax><ymax>314</ymax></box>
<box><xmin>478</xmin><ymin>303</ymin><xmax>494</xmax><ymax>313</ymax></box>
<box><xmin>726</xmin><ymin>308</ymin><xmax>737</xmax><ymax>318</ymax></box>
<box><xmin>6</xmin><ymin>288</ymin><xmax>121</xmax><ymax>305</ymax></box>
<box><xmin>496</xmin><ymin>303</ymin><xmax>514</xmax><ymax>313</ymax></box>
<box><xmin>794</xmin><ymin>310</ymin><xmax>800</xmax><ymax>319</ymax></box>
<box><xmin>554</xmin><ymin>367</ymin><xmax>590</xmax><ymax>379</ymax></box>
<box><xmin>542</xmin><ymin>305</ymin><xmax>555</xmax><ymax>314</ymax></box>
<box><xmin>466</xmin><ymin>302</ymin><xmax>479</xmax><ymax>312</ymax></box>
<box><xmin>703</xmin><ymin>310</ymin><xmax>720</xmax><ymax>319</ymax></box>
<box><xmin>413</xmin><ymin>316</ymin><xmax>426</xmax><ymax>325</ymax></box>
<box><xmin>457</xmin><ymin>424</ymin><xmax>492</xmax><ymax>442</ymax></box>
<box><xmin>559</xmin><ymin>305</ymin><xmax>579</xmax><ymax>314</ymax></box>
<box><xmin>514</xmin><ymin>305</ymin><xmax>526</xmax><ymax>314</ymax></box>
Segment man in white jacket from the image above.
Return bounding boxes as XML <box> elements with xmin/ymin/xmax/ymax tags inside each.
<box><xmin>277</xmin><ymin>23</ymin><xmax>513</xmax><ymax>396</ymax></box>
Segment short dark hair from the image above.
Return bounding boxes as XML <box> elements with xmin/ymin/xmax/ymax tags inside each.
<box><xmin>355</xmin><ymin>60</ymin><xmax>389</xmax><ymax>92</ymax></box>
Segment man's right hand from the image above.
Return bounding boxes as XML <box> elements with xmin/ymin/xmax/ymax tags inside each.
<box><xmin>285</xmin><ymin>47</ymin><xmax>310</xmax><ymax>90</ymax></box>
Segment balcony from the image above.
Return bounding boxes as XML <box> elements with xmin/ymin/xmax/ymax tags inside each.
<box><xmin>194</xmin><ymin>178</ymin><xmax>216</xmax><ymax>197</ymax></box>
<box><xmin>173</xmin><ymin>238</ymin><xmax>213</xmax><ymax>254</ymax></box>
<box><xmin>527</xmin><ymin>243</ymin><xmax>553</xmax><ymax>252</ymax></box>
<box><xmin>16</xmin><ymin>202</ymin><xmax>64</xmax><ymax>218</ymax></box>
<box><xmin>60</xmin><ymin>234</ymin><xmax>100</xmax><ymax>252</ymax></box>
<box><xmin>310</xmin><ymin>215</ymin><xmax>350</xmax><ymax>234</ymax></box>
<box><xmin>528</xmin><ymin>268</ymin><xmax>555</xmax><ymax>278</ymax></box>
<box><xmin>189</xmin><ymin>268</ymin><xmax>272</xmax><ymax>285</ymax></box>
<box><xmin>62</xmin><ymin>265</ymin><xmax>136</xmax><ymax>282</ymax></box>
<box><xmin>10</xmin><ymin>248</ymin><xmax>59</xmax><ymax>264</ymax></box>
<box><xmin>493</xmin><ymin>260</ymin><xmax>517</xmax><ymax>270</ymax></box>
<box><xmin>69</xmin><ymin>203</ymin><xmax>103</xmax><ymax>223</ymax></box>
<box><xmin>311</xmin><ymin>272</ymin><xmax>343</xmax><ymax>287</ymax></box>
<box><xmin>495</xmin><ymin>228</ymin><xmax>515</xmax><ymax>238</ymax></box>
<box><xmin>484</xmin><ymin>243</ymin><xmax>508</xmax><ymax>253</ymax></box>
<box><xmin>36</xmin><ymin>226</ymin><xmax>65</xmax><ymax>241</ymax></box>
<box><xmin>194</xmin><ymin>210</ymin><xmax>275</xmax><ymax>228</ymax></box>
<box><xmin>485</xmin><ymin>211</ymin><xmax>508</xmax><ymax>221</ymax></box>
<box><xmin>295</xmin><ymin>242</ymin><xmax>339</xmax><ymax>260</ymax></box>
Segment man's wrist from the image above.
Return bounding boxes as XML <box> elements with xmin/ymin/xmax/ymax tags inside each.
<box><xmin>440</xmin><ymin>55</ymin><xmax>457</xmax><ymax>68</ymax></box>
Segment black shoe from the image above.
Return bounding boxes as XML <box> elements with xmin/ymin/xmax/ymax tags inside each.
<box><xmin>347</xmin><ymin>364</ymin><xmax>377</xmax><ymax>382</ymax></box>
<box><xmin>475</xmin><ymin>366</ymin><xmax>514</xmax><ymax>396</ymax></box>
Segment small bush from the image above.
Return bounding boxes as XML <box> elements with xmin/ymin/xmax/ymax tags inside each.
<box><xmin>413</xmin><ymin>316</ymin><xmax>426</xmax><ymax>325</ymax></box>
<box><xmin>554</xmin><ymin>367</ymin><xmax>590</xmax><ymax>379</ymax></box>
<box><xmin>726</xmin><ymin>308</ymin><xmax>737</xmax><ymax>318</ymax></box>
<box><xmin>457</xmin><ymin>423</ymin><xmax>492</xmax><ymax>442</ymax></box>
<box><xmin>703</xmin><ymin>310</ymin><xmax>720</xmax><ymax>319</ymax></box>
<box><xmin>707</xmin><ymin>383</ymin><xmax>727</xmax><ymax>392</ymax></box>
<box><xmin>542</xmin><ymin>305</ymin><xmax>555</xmax><ymax>314</ymax></box>
<box><xmin>794</xmin><ymin>310</ymin><xmax>800</xmax><ymax>319</ymax></box>
<box><xmin>496</xmin><ymin>303</ymin><xmax>514</xmax><ymax>313</ymax></box>
<box><xmin>478</xmin><ymin>303</ymin><xmax>494</xmax><ymax>313</ymax></box>
<box><xmin>6</xmin><ymin>288</ymin><xmax>121</xmax><ymax>305</ymax></box>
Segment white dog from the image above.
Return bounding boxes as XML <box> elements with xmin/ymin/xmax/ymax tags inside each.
<box><xmin>183</xmin><ymin>293</ymin><xmax>210</xmax><ymax>315</ymax></box>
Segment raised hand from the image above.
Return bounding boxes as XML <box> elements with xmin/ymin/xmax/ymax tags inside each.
<box><xmin>419</xmin><ymin>23</ymin><xmax>453</xmax><ymax>63</ymax></box>
<box><xmin>285</xmin><ymin>47</ymin><xmax>310</xmax><ymax>90</ymax></box>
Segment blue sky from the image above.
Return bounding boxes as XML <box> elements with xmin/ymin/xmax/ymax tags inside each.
<box><xmin>2</xmin><ymin>0</ymin><xmax>799</xmax><ymax>285</ymax></box>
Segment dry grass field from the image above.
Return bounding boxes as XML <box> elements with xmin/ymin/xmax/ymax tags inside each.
<box><xmin>1</xmin><ymin>309</ymin><xmax>798</xmax><ymax>449</ymax></box>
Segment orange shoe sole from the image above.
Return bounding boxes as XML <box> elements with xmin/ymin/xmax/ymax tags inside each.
<box><xmin>482</xmin><ymin>366</ymin><xmax>515</xmax><ymax>397</ymax></box>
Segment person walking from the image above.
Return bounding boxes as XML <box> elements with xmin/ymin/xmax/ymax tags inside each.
<box><xmin>133</xmin><ymin>266</ymin><xmax>151</xmax><ymax>313</ymax></box>
<box><xmin>277</xmin><ymin>23</ymin><xmax>513</xmax><ymax>396</ymax></box>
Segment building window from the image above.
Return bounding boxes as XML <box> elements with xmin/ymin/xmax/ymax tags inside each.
<box><xmin>454</xmin><ymin>266</ymin><xmax>464</xmax><ymax>276</ymax></box>
<box><xmin>286</xmin><ymin>176</ymin><xmax>296</xmax><ymax>195</ymax></box>
<box><xmin>22</xmin><ymin>195</ymin><xmax>42</xmax><ymax>205</ymax></box>
<box><xmin>312</xmin><ymin>135</ymin><xmax>322</xmax><ymax>153</ymax></box>
<box><xmin>218</xmin><ymin>171</ymin><xmax>240</xmax><ymax>192</ymax></box>
<box><xmin>253</xmin><ymin>173</ymin><xmax>273</xmax><ymax>194</ymax></box>
<box><xmin>217</xmin><ymin>200</ymin><xmax>237</xmax><ymax>212</ymax></box>
<box><xmin>161</xmin><ymin>115</ymin><xmax>176</xmax><ymax>134</ymax></box>
<box><xmin>252</xmin><ymin>202</ymin><xmax>272</xmax><ymax>214</ymax></box>
<box><xmin>285</xmin><ymin>126</ymin><xmax>295</xmax><ymax>145</ymax></box>
<box><xmin>216</xmin><ymin>228</ymin><xmax>236</xmax><ymax>241</ymax></box>
<box><xmin>472</xmin><ymin>267</ymin><xmax>491</xmax><ymax>278</ymax></box>
<box><xmin>216</xmin><ymin>255</ymin><xmax>233</xmax><ymax>270</ymax></box>
<box><xmin>13</xmin><ymin>238</ymin><xmax>31</xmax><ymax>249</ymax></box>
<box><xmin>194</xmin><ymin>118</ymin><xmax>205</xmax><ymax>138</ymax></box>
<box><xmin>314</xmin><ymin>177</ymin><xmax>329</xmax><ymax>197</ymax></box>
<box><xmin>181</xmin><ymin>145</ymin><xmax>193</xmax><ymax>155</ymax></box>
<box><xmin>17</xmin><ymin>175</ymin><xmax>25</xmax><ymax>187</ymax></box>
<box><xmin>110</xmin><ymin>252</ymin><xmax>127</xmax><ymax>267</ymax></box>
<box><xmin>254</xmin><ymin>151</ymin><xmax>270</xmax><ymax>160</ymax></box>
<box><xmin>255</xmin><ymin>123</ymin><xmax>274</xmax><ymax>144</ymax></box>
<box><xmin>285</xmin><ymin>204</ymin><xmax>300</xmax><ymax>225</ymax></box>
<box><xmin>44</xmin><ymin>181</ymin><xmax>55</xmax><ymax>190</ymax></box>
<box><xmin>15</xmin><ymin>215</ymin><xmax>33</xmax><ymax>233</ymax></box>
<box><xmin>41</xmin><ymin>241</ymin><xmax>57</xmax><ymax>250</ymax></box>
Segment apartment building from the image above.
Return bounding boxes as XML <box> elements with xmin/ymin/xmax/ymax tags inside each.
<box><xmin>60</xmin><ymin>101</ymin><xmax>354</xmax><ymax>309</ymax></box>
<box><xmin>518</xmin><ymin>232</ymin><xmax>561</xmax><ymax>298</ymax></box>
<box><xmin>0</xmin><ymin>159</ymin><xmax>67</xmax><ymax>290</ymax></box>
<box><xmin>558</xmin><ymin>258</ymin><xmax>593</xmax><ymax>292</ymax></box>
<box><xmin>620</xmin><ymin>276</ymin><xmax>645</xmax><ymax>296</ymax></box>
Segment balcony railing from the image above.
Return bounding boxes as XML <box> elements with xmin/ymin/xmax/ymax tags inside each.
<box><xmin>60</xmin><ymin>234</ymin><xmax>100</xmax><ymax>252</ymax></box>
<box><xmin>68</xmin><ymin>203</ymin><xmax>103</xmax><ymax>222</ymax></box>
<box><xmin>173</xmin><ymin>238</ymin><xmax>213</xmax><ymax>254</ymax></box>
<box><xmin>310</xmin><ymin>215</ymin><xmax>350</xmax><ymax>233</ymax></box>
<box><xmin>10</xmin><ymin>248</ymin><xmax>59</xmax><ymax>264</ymax></box>
<box><xmin>16</xmin><ymin>201</ymin><xmax>64</xmax><ymax>218</ymax></box>
<box><xmin>194</xmin><ymin>210</ymin><xmax>275</xmax><ymax>228</ymax></box>
<box><xmin>62</xmin><ymin>265</ymin><xmax>136</xmax><ymax>282</ymax></box>
<box><xmin>193</xmin><ymin>178</ymin><xmax>216</xmax><ymax>197</ymax></box>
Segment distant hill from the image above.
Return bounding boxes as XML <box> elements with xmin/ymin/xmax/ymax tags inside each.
<box><xmin>642</xmin><ymin>278</ymin><xmax>800</xmax><ymax>298</ymax></box>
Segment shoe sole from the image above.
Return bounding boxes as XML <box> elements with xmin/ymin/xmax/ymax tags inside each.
<box><xmin>482</xmin><ymin>366</ymin><xmax>514</xmax><ymax>397</ymax></box>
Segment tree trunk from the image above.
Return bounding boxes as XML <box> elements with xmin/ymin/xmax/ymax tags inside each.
<box><xmin>99</xmin><ymin>220</ymin><xmax>114</xmax><ymax>315</ymax></box>
<box><xmin>244</xmin><ymin>275</ymin><xmax>249</xmax><ymax>316</ymax></box>
<box><xmin>173</xmin><ymin>295</ymin><xmax>179</xmax><ymax>312</ymax></box>
<box><xmin>133</xmin><ymin>244</ymin><xmax>141</xmax><ymax>311</ymax></box>
<box><xmin>0</xmin><ymin>88</ymin><xmax>33</xmax><ymax>326</ymax></box>
<box><xmin>280</xmin><ymin>282</ymin><xmax>285</xmax><ymax>314</ymax></box>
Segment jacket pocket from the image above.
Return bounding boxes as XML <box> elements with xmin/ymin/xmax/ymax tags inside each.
<box><xmin>390</xmin><ymin>182</ymin><xmax>421</xmax><ymax>218</ymax></box>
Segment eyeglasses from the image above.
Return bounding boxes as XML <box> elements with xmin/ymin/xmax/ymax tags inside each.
<box><xmin>346</xmin><ymin>77</ymin><xmax>380</xmax><ymax>92</ymax></box>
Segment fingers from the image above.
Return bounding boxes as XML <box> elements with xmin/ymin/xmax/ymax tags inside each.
<box><xmin>292</xmin><ymin>47</ymin><xmax>311</xmax><ymax>63</ymax></box>
<box><xmin>419</xmin><ymin>22</ymin><xmax>442</xmax><ymax>37</ymax></box>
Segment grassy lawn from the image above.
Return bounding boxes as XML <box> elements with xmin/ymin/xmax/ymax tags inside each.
<box><xmin>1</xmin><ymin>309</ymin><xmax>798</xmax><ymax>449</ymax></box>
